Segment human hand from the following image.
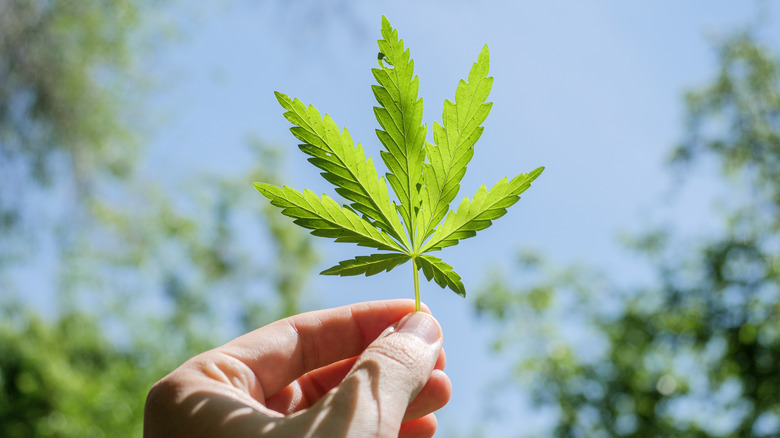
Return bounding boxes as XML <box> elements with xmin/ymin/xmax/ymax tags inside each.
<box><xmin>144</xmin><ymin>299</ymin><xmax>451</xmax><ymax>438</ymax></box>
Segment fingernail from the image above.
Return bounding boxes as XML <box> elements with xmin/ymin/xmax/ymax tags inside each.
<box><xmin>397</xmin><ymin>312</ymin><xmax>441</xmax><ymax>345</ymax></box>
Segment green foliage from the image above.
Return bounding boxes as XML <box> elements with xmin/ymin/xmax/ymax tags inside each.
<box><xmin>0</xmin><ymin>141</ymin><xmax>320</xmax><ymax>436</ymax></box>
<box><xmin>0</xmin><ymin>4</ymin><xmax>172</xmax><ymax>434</ymax></box>
<box><xmin>320</xmin><ymin>253</ymin><xmax>411</xmax><ymax>276</ymax></box>
<box><xmin>420</xmin><ymin>40</ymin><xmax>493</xmax><ymax>244</ymax></box>
<box><xmin>253</xmin><ymin>184</ymin><xmax>406</xmax><ymax>252</ymax></box>
<box><xmin>0</xmin><ymin>2</ymin><xmax>320</xmax><ymax>435</ymax></box>
<box><xmin>416</xmin><ymin>254</ymin><xmax>466</xmax><ymax>297</ymax></box>
<box><xmin>0</xmin><ymin>0</ymin><xmax>149</xmax><ymax>233</ymax></box>
<box><xmin>475</xmin><ymin>32</ymin><xmax>780</xmax><ymax>437</ymax></box>
<box><xmin>422</xmin><ymin>172</ymin><xmax>543</xmax><ymax>253</ymax></box>
<box><xmin>256</xmin><ymin>16</ymin><xmax>543</xmax><ymax>308</ymax></box>
<box><xmin>373</xmin><ymin>18</ymin><xmax>427</xmax><ymax>236</ymax></box>
<box><xmin>673</xmin><ymin>33</ymin><xmax>780</xmax><ymax>209</ymax></box>
<box><xmin>0</xmin><ymin>308</ymin><xmax>154</xmax><ymax>437</ymax></box>
<box><xmin>273</xmin><ymin>91</ymin><xmax>407</xmax><ymax>243</ymax></box>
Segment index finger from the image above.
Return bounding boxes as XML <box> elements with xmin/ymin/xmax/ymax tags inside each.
<box><xmin>216</xmin><ymin>299</ymin><xmax>431</xmax><ymax>398</ymax></box>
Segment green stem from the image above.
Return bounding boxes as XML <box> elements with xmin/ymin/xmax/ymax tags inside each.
<box><xmin>412</xmin><ymin>256</ymin><xmax>420</xmax><ymax>312</ymax></box>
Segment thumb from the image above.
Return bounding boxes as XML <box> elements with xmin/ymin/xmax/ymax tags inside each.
<box><xmin>297</xmin><ymin>311</ymin><xmax>443</xmax><ymax>438</ymax></box>
<box><xmin>343</xmin><ymin>311</ymin><xmax>443</xmax><ymax>437</ymax></box>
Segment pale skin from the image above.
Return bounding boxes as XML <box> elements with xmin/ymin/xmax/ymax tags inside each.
<box><xmin>144</xmin><ymin>299</ymin><xmax>452</xmax><ymax>438</ymax></box>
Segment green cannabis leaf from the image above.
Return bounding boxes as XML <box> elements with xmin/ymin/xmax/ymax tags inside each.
<box><xmin>255</xmin><ymin>16</ymin><xmax>544</xmax><ymax>311</ymax></box>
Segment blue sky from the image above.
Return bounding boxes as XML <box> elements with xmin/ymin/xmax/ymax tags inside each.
<box><xmin>135</xmin><ymin>1</ymin><xmax>780</xmax><ymax>435</ymax></box>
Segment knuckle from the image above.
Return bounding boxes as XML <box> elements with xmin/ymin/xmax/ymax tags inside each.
<box><xmin>366</xmin><ymin>334</ymin><xmax>430</xmax><ymax>384</ymax></box>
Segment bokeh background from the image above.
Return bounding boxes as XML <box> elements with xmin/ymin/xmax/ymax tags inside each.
<box><xmin>2</xmin><ymin>0</ymin><xmax>780</xmax><ymax>436</ymax></box>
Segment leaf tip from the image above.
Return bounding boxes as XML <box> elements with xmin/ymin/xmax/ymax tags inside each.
<box><xmin>274</xmin><ymin>91</ymin><xmax>289</xmax><ymax>104</ymax></box>
<box><xmin>253</xmin><ymin>182</ymin><xmax>280</xmax><ymax>200</ymax></box>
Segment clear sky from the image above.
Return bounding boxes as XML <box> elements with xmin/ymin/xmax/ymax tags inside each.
<box><xmin>133</xmin><ymin>1</ymin><xmax>780</xmax><ymax>435</ymax></box>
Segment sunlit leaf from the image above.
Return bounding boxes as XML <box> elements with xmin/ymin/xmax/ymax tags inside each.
<box><xmin>256</xmin><ymin>16</ymin><xmax>543</xmax><ymax>304</ymax></box>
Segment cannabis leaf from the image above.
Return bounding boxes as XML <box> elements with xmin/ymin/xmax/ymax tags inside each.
<box><xmin>255</xmin><ymin>15</ymin><xmax>544</xmax><ymax>310</ymax></box>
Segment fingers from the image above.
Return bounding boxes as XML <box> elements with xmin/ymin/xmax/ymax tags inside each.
<box><xmin>400</xmin><ymin>413</ymin><xmax>438</xmax><ymax>438</ymax></box>
<box><xmin>402</xmin><ymin>369</ymin><xmax>451</xmax><ymax>423</ymax></box>
<box><xmin>266</xmin><ymin>352</ymin><xmax>450</xmax><ymax>419</ymax></box>
<box><xmin>265</xmin><ymin>356</ymin><xmax>357</xmax><ymax>414</ymax></box>
<box><xmin>216</xmin><ymin>299</ymin><xmax>428</xmax><ymax>399</ymax></box>
<box><xmin>144</xmin><ymin>375</ymin><xmax>275</xmax><ymax>437</ymax></box>
<box><xmin>295</xmin><ymin>312</ymin><xmax>444</xmax><ymax>437</ymax></box>
<box><xmin>145</xmin><ymin>303</ymin><xmax>450</xmax><ymax>438</ymax></box>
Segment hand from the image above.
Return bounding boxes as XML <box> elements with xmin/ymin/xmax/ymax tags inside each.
<box><xmin>144</xmin><ymin>299</ymin><xmax>451</xmax><ymax>438</ymax></box>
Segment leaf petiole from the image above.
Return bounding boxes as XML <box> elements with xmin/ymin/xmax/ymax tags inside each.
<box><xmin>412</xmin><ymin>256</ymin><xmax>420</xmax><ymax>312</ymax></box>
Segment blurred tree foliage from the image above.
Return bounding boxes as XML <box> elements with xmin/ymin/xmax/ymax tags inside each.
<box><xmin>475</xmin><ymin>33</ymin><xmax>780</xmax><ymax>437</ymax></box>
<box><xmin>0</xmin><ymin>0</ymin><xmax>143</xmax><ymax>239</ymax></box>
<box><xmin>0</xmin><ymin>147</ymin><xmax>317</xmax><ymax>436</ymax></box>
<box><xmin>0</xmin><ymin>306</ymin><xmax>153</xmax><ymax>436</ymax></box>
<box><xmin>0</xmin><ymin>1</ymin><xmax>317</xmax><ymax>436</ymax></box>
